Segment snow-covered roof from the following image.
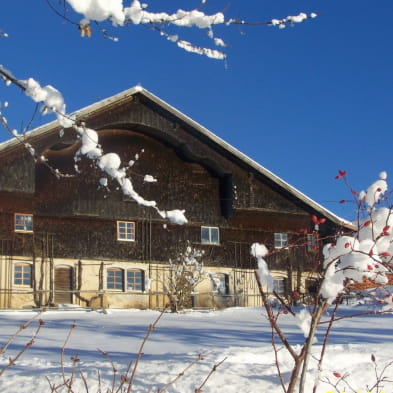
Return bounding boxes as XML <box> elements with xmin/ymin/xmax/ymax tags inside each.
<box><xmin>0</xmin><ymin>85</ymin><xmax>351</xmax><ymax>227</ymax></box>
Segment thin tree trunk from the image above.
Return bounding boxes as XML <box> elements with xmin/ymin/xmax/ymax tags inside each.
<box><xmin>298</xmin><ymin>301</ymin><xmax>328</xmax><ymax>393</ymax></box>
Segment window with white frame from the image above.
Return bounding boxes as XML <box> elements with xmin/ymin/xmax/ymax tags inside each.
<box><xmin>15</xmin><ymin>214</ymin><xmax>33</xmax><ymax>232</ymax></box>
<box><xmin>215</xmin><ymin>273</ymin><xmax>229</xmax><ymax>295</ymax></box>
<box><xmin>274</xmin><ymin>233</ymin><xmax>288</xmax><ymax>249</ymax></box>
<box><xmin>107</xmin><ymin>268</ymin><xmax>124</xmax><ymax>290</ymax></box>
<box><xmin>127</xmin><ymin>269</ymin><xmax>144</xmax><ymax>291</ymax></box>
<box><xmin>117</xmin><ymin>221</ymin><xmax>135</xmax><ymax>242</ymax></box>
<box><xmin>273</xmin><ymin>278</ymin><xmax>286</xmax><ymax>296</ymax></box>
<box><xmin>14</xmin><ymin>263</ymin><xmax>32</xmax><ymax>286</ymax></box>
<box><xmin>201</xmin><ymin>226</ymin><xmax>219</xmax><ymax>245</ymax></box>
<box><xmin>307</xmin><ymin>233</ymin><xmax>317</xmax><ymax>252</ymax></box>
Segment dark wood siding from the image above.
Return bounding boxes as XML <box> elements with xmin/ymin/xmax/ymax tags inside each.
<box><xmin>0</xmin><ymin>96</ymin><xmax>342</xmax><ymax>277</ymax></box>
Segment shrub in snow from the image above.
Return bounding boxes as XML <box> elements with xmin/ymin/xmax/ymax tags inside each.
<box><xmin>321</xmin><ymin>171</ymin><xmax>391</xmax><ymax>304</ymax></box>
<box><xmin>251</xmin><ymin>171</ymin><xmax>393</xmax><ymax>393</ymax></box>
<box><xmin>166</xmin><ymin>245</ymin><xmax>205</xmax><ymax>312</ymax></box>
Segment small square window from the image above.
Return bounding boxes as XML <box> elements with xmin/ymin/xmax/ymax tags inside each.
<box><xmin>15</xmin><ymin>214</ymin><xmax>33</xmax><ymax>232</ymax></box>
<box><xmin>274</xmin><ymin>233</ymin><xmax>288</xmax><ymax>249</ymax></box>
<box><xmin>201</xmin><ymin>226</ymin><xmax>219</xmax><ymax>245</ymax></box>
<box><xmin>14</xmin><ymin>263</ymin><xmax>32</xmax><ymax>286</ymax></box>
<box><xmin>117</xmin><ymin>221</ymin><xmax>135</xmax><ymax>242</ymax></box>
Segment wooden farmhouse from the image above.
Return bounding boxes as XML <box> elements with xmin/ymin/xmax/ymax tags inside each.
<box><xmin>0</xmin><ymin>86</ymin><xmax>349</xmax><ymax>310</ymax></box>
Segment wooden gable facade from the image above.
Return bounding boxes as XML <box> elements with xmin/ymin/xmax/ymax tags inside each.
<box><xmin>0</xmin><ymin>87</ymin><xmax>348</xmax><ymax>309</ymax></box>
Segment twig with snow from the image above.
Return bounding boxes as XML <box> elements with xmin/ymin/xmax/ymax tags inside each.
<box><xmin>44</xmin><ymin>0</ymin><xmax>318</xmax><ymax>60</ymax></box>
<box><xmin>251</xmin><ymin>171</ymin><xmax>393</xmax><ymax>393</ymax></box>
<box><xmin>0</xmin><ymin>67</ymin><xmax>188</xmax><ymax>225</ymax></box>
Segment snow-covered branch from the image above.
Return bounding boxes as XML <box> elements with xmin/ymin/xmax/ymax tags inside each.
<box><xmin>0</xmin><ymin>66</ymin><xmax>74</xmax><ymax>128</ymax></box>
<box><xmin>49</xmin><ymin>0</ymin><xmax>319</xmax><ymax>59</ymax></box>
<box><xmin>251</xmin><ymin>171</ymin><xmax>393</xmax><ymax>393</ymax></box>
<box><xmin>0</xmin><ymin>68</ymin><xmax>187</xmax><ymax>225</ymax></box>
<box><xmin>321</xmin><ymin>171</ymin><xmax>392</xmax><ymax>304</ymax></box>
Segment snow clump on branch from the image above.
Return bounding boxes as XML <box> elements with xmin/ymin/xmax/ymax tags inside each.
<box><xmin>66</xmin><ymin>0</ymin><xmax>224</xmax><ymax>28</ymax></box>
<box><xmin>23</xmin><ymin>78</ymin><xmax>74</xmax><ymax>128</ymax></box>
<box><xmin>0</xmin><ymin>66</ymin><xmax>188</xmax><ymax>225</ymax></box>
<box><xmin>66</xmin><ymin>0</ymin><xmax>227</xmax><ymax>59</ymax></box>
<box><xmin>74</xmin><ymin>124</ymin><xmax>187</xmax><ymax>225</ymax></box>
<box><xmin>251</xmin><ymin>243</ymin><xmax>273</xmax><ymax>292</ymax></box>
<box><xmin>66</xmin><ymin>0</ymin><xmax>125</xmax><ymax>25</ymax></box>
<box><xmin>270</xmin><ymin>12</ymin><xmax>317</xmax><ymax>29</ymax></box>
<box><xmin>65</xmin><ymin>1</ymin><xmax>316</xmax><ymax>59</ymax></box>
<box><xmin>6</xmin><ymin>73</ymin><xmax>188</xmax><ymax>225</ymax></box>
<box><xmin>321</xmin><ymin>171</ymin><xmax>391</xmax><ymax>304</ymax></box>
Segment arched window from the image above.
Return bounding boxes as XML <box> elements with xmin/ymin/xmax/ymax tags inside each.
<box><xmin>14</xmin><ymin>263</ymin><xmax>32</xmax><ymax>286</ymax></box>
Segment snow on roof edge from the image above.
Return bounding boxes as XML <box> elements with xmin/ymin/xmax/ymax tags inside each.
<box><xmin>0</xmin><ymin>85</ymin><xmax>351</xmax><ymax>227</ymax></box>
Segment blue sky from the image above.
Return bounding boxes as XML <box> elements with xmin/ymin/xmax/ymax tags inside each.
<box><xmin>1</xmin><ymin>0</ymin><xmax>393</xmax><ymax>221</ymax></box>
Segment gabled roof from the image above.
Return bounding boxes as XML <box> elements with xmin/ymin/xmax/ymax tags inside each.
<box><xmin>0</xmin><ymin>85</ymin><xmax>351</xmax><ymax>227</ymax></box>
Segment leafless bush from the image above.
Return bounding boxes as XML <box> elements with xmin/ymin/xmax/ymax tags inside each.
<box><xmin>253</xmin><ymin>171</ymin><xmax>393</xmax><ymax>393</ymax></box>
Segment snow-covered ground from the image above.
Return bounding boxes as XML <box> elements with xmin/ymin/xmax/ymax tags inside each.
<box><xmin>0</xmin><ymin>305</ymin><xmax>392</xmax><ymax>393</ymax></box>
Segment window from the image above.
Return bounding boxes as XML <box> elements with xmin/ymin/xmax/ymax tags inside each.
<box><xmin>127</xmin><ymin>269</ymin><xmax>144</xmax><ymax>291</ymax></box>
<box><xmin>307</xmin><ymin>234</ymin><xmax>318</xmax><ymax>252</ymax></box>
<box><xmin>273</xmin><ymin>278</ymin><xmax>286</xmax><ymax>296</ymax></box>
<box><xmin>201</xmin><ymin>226</ymin><xmax>219</xmax><ymax>245</ymax></box>
<box><xmin>107</xmin><ymin>268</ymin><xmax>145</xmax><ymax>291</ymax></box>
<box><xmin>216</xmin><ymin>273</ymin><xmax>229</xmax><ymax>295</ymax></box>
<box><xmin>117</xmin><ymin>221</ymin><xmax>135</xmax><ymax>242</ymax></box>
<box><xmin>107</xmin><ymin>268</ymin><xmax>124</xmax><ymax>290</ymax></box>
<box><xmin>274</xmin><ymin>233</ymin><xmax>288</xmax><ymax>249</ymax></box>
<box><xmin>14</xmin><ymin>263</ymin><xmax>32</xmax><ymax>286</ymax></box>
<box><xmin>306</xmin><ymin>279</ymin><xmax>318</xmax><ymax>295</ymax></box>
<box><xmin>15</xmin><ymin>214</ymin><xmax>33</xmax><ymax>232</ymax></box>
